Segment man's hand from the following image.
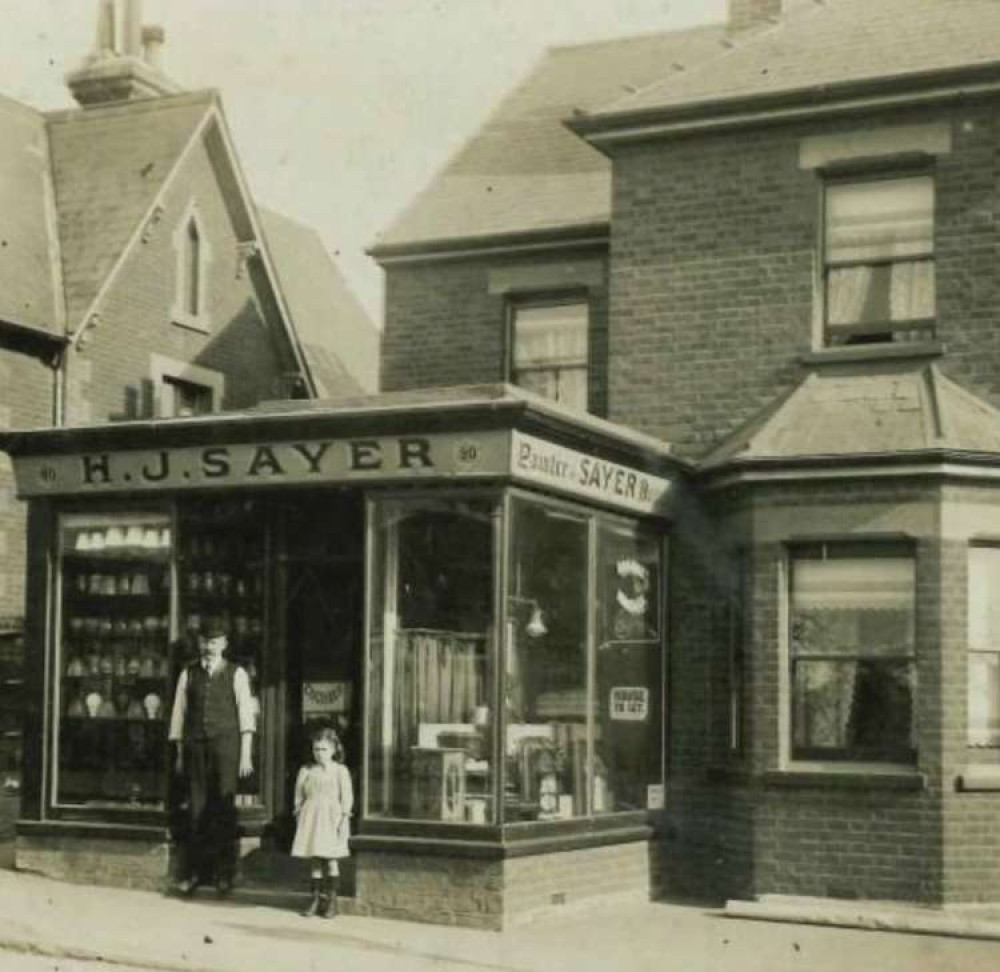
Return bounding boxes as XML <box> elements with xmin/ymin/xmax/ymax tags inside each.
<box><xmin>239</xmin><ymin>733</ymin><xmax>254</xmax><ymax>778</ymax></box>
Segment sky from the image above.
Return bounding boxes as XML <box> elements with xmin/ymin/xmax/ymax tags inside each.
<box><xmin>0</xmin><ymin>0</ymin><xmax>726</xmax><ymax>325</ymax></box>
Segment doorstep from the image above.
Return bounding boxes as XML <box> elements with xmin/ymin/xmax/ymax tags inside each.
<box><xmin>724</xmin><ymin>894</ymin><xmax>1000</xmax><ymax>942</ymax></box>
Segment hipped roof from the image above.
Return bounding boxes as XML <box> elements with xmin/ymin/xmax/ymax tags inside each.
<box><xmin>702</xmin><ymin>357</ymin><xmax>1000</xmax><ymax>472</ymax></box>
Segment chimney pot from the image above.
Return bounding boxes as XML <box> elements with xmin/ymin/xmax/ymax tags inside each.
<box><xmin>727</xmin><ymin>0</ymin><xmax>782</xmax><ymax>31</ymax></box>
<box><xmin>141</xmin><ymin>24</ymin><xmax>166</xmax><ymax>69</ymax></box>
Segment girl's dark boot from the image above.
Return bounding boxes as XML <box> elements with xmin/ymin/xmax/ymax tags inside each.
<box><xmin>301</xmin><ymin>879</ymin><xmax>322</xmax><ymax>917</ymax></box>
<box><xmin>322</xmin><ymin>876</ymin><xmax>339</xmax><ymax>918</ymax></box>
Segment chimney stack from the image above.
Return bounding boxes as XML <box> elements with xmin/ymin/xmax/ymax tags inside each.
<box><xmin>727</xmin><ymin>0</ymin><xmax>782</xmax><ymax>32</ymax></box>
<box><xmin>67</xmin><ymin>0</ymin><xmax>180</xmax><ymax>106</ymax></box>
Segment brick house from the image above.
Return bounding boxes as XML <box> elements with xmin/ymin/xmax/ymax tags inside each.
<box><xmin>0</xmin><ymin>0</ymin><xmax>377</xmax><ymax>779</ymax></box>
<box><xmin>368</xmin><ymin>0</ymin><xmax>1000</xmax><ymax>909</ymax></box>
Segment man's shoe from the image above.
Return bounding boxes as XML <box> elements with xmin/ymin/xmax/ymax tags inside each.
<box><xmin>177</xmin><ymin>876</ymin><xmax>200</xmax><ymax>897</ymax></box>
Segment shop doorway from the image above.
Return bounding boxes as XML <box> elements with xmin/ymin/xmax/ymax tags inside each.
<box><xmin>265</xmin><ymin>492</ymin><xmax>364</xmax><ymax>894</ymax></box>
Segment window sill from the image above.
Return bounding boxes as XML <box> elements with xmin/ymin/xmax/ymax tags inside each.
<box><xmin>800</xmin><ymin>340</ymin><xmax>943</xmax><ymax>367</ymax></box>
<box><xmin>957</xmin><ymin>766</ymin><xmax>1000</xmax><ymax>792</ymax></box>
<box><xmin>17</xmin><ymin>819</ymin><xmax>171</xmax><ymax>842</ymax></box>
<box><xmin>763</xmin><ymin>769</ymin><xmax>926</xmax><ymax>791</ymax></box>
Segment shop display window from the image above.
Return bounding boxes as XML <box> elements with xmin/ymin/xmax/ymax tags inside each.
<box><xmin>367</xmin><ymin>497</ymin><xmax>496</xmax><ymax>824</ymax></box>
<box><xmin>789</xmin><ymin>542</ymin><xmax>916</xmax><ymax>763</ymax></box>
<box><xmin>594</xmin><ymin>522</ymin><xmax>662</xmax><ymax>813</ymax></box>
<box><xmin>178</xmin><ymin>499</ymin><xmax>268</xmax><ymax>807</ymax></box>
<box><xmin>968</xmin><ymin>545</ymin><xmax>1000</xmax><ymax>748</ymax></box>
<box><xmin>505</xmin><ymin>501</ymin><xmax>589</xmax><ymax>820</ymax></box>
<box><xmin>56</xmin><ymin>512</ymin><xmax>173</xmax><ymax>808</ymax></box>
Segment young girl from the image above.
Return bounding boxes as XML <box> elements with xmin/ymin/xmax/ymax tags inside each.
<box><xmin>292</xmin><ymin>727</ymin><xmax>353</xmax><ymax>918</ymax></box>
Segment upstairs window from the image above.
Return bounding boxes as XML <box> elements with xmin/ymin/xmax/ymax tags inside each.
<box><xmin>789</xmin><ymin>542</ymin><xmax>916</xmax><ymax>763</ymax></box>
<box><xmin>184</xmin><ymin>218</ymin><xmax>201</xmax><ymax>317</ymax></box>
<box><xmin>823</xmin><ymin>175</ymin><xmax>935</xmax><ymax>346</ymax></box>
<box><xmin>162</xmin><ymin>376</ymin><xmax>213</xmax><ymax>418</ymax></box>
<box><xmin>510</xmin><ymin>299</ymin><xmax>589</xmax><ymax>411</ymax></box>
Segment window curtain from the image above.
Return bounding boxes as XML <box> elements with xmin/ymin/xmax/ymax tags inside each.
<box><xmin>392</xmin><ymin>629</ymin><xmax>486</xmax><ymax>753</ymax></box>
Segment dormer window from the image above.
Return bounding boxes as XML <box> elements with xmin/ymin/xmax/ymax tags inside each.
<box><xmin>172</xmin><ymin>203</ymin><xmax>211</xmax><ymax>331</ymax></box>
<box><xmin>823</xmin><ymin>174</ymin><xmax>935</xmax><ymax>346</ymax></box>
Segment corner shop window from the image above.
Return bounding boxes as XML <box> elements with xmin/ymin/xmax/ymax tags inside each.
<box><xmin>367</xmin><ymin>497</ymin><xmax>496</xmax><ymax>824</ymax></box>
<box><xmin>505</xmin><ymin>501</ymin><xmax>589</xmax><ymax>819</ymax></box>
<box><xmin>968</xmin><ymin>546</ymin><xmax>1000</xmax><ymax>748</ymax></box>
<box><xmin>789</xmin><ymin>543</ymin><xmax>916</xmax><ymax>763</ymax></box>
<box><xmin>56</xmin><ymin>513</ymin><xmax>173</xmax><ymax>808</ymax></box>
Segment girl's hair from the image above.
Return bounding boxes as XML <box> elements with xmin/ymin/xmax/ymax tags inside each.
<box><xmin>309</xmin><ymin>726</ymin><xmax>344</xmax><ymax>762</ymax></box>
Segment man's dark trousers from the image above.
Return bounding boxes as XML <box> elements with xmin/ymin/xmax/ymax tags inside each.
<box><xmin>180</xmin><ymin>662</ymin><xmax>241</xmax><ymax>884</ymax></box>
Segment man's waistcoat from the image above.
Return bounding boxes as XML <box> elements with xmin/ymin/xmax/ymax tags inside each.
<box><xmin>184</xmin><ymin>661</ymin><xmax>238</xmax><ymax>740</ymax></box>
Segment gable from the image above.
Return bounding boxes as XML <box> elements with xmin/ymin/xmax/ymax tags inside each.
<box><xmin>46</xmin><ymin>92</ymin><xmax>213</xmax><ymax>331</ymax></box>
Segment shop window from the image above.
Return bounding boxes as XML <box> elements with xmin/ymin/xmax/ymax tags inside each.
<box><xmin>367</xmin><ymin>497</ymin><xmax>496</xmax><ymax>824</ymax></box>
<box><xmin>789</xmin><ymin>542</ymin><xmax>916</xmax><ymax>763</ymax></box>
<box><xmin>968</xmin><ymin>546</ymin><xmax>1000</xmax><ymax>748</ymax></box>
<box><xmin>594</xmin><ymin>521</ymin><xmax>662</xmax><ymax>813</ymax></box>
<box><xmin>506</xmin><ymin>502</ymin><xmax>589</xmax><ymax>819</ymax></box>
<box><xmin>55</xmin><ymin>512</ymin><xmax>174</xmax><ymax>809</ymax></box>
<box><xmin>823</xmin><ymin>175</ymin><xmax>935</xmax><ymax>346</ymax></box>
<box><xmin>177</xmin><ymin>499</ymin><xmax>268</xmax><ymax>808</ymax></box>
<box><xmin>509</xmin><ymin>299</ymin><xmax>589</xmax><ymax>411</ymax></box>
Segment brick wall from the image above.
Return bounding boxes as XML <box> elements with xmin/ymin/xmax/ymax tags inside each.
<box><xmin>354</xmin><ymin>840</ymin><xmax>655</xmax><ymax>929</ymax></box>
<box><xmin>607</xmin><ymin>103</ymin><xmax>1000</xmax><ymax>458</ymax></box>
<box><xmin>381</xmin><ymin>248</ymin><xmax>610</xmax><ymax>416</ymax></box>
<box><xmin>0</xmin><ymin>346</ymin><xmax>52</xmax><ymax>622</ymax></box>
<box><xmin>64</xmin><ymin>134</ymin><xmax>296</xmax><ymax>426</ymax></box>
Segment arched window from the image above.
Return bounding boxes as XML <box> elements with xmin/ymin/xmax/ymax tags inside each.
<box><xmin>184</xmin><ymin>217</ymin><xmax>201</xmax><ymax>317</ymax></box>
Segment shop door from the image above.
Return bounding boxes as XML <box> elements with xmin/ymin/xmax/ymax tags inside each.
<box><xmin>278</xmin><ymin>494</ymin><xmax>364</xmax><ymax>890</ymax></box>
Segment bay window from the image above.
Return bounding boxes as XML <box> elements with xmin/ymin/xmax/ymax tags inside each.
<box><xmin>789</xmin><ymin>542</ymin><xmax>916</xmax><ymax>763</ymax></box>
<box><xmin>968</xmin><ymin>546</ymin><xmax>1000</xmax><ymax>748</ymax></box>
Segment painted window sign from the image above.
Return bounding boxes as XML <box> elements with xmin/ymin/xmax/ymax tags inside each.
<box><xmin>302</xmin><ymin>681</ymin><xmax>352</xmax><ymax>717</ymax></box>
<box><xmin>609</xmin><ymin>686</ymin><xmax>649</xmax><ymax>721</ymax></box>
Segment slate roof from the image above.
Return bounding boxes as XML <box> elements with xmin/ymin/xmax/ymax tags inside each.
<box><xmin>373</xmin><ymin>25</ymin><xmax>727</xmax><ymax>253</ymax></box>
<box><xmin>45</xmin><ymin>91</ymin><xmax>214</xmax><ymax>331</ymax></box>
<box><xmin>259</xmin><ymin>208</ymin><xmax>378</xmax><ymax>396</ymax></box>
<box><xmin>589</xmin><ymin>0</ymin><xmax>1000</xmax><ymax>123</ymax></box>
<box><xmin>0</xmin><ymin>95</ymin><xmax>63</xmax><ymax>337</ymax></box>
<box><xmin>701</xmin><ymin>358</ymin><xmax>1000</xmax><ymax>471</ymax></box>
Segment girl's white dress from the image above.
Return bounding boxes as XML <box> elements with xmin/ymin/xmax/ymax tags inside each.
<box><xmin>291</xmin><ymin>763</ymin><xmax>353</xmax><ymax>859</ymax></box>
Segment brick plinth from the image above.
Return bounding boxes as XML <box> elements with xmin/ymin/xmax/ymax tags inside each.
<box><xmin>354</xmin><ymin>839</ymin><xmax>657</xmax><ymax>930</ymax></box>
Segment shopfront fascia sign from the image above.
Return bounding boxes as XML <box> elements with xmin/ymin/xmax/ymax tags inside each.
<box><xmin>14</xmin><ymin>431</ymin><xmax>512</xmax><ymax>497</ymax></box>
<box><xmin>511</xmin><ymin>431</ymin><xmax>673</xmax><ymax>516</ymax></box>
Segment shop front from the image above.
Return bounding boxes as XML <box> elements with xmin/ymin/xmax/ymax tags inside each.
<box><xmin>0</xmin><ymin>386</ymin><xmax>682</xmax><ymax>927</ymax></box>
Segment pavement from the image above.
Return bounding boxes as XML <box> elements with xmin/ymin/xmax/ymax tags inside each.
<box><xmin>1</xmin><ymin>869</ymin><xmax>1000</xmax><ymax>972</ymax></box>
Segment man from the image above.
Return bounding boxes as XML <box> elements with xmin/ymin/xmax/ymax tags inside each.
<box><xmin>168</xmin><ymin>617</ymin><xmax>255</xmax><ymax>897</ymax></box>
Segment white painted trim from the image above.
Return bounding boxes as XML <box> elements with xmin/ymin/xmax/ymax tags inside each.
<box><xmin>374</xmin><ymin>234</ymin><xmax>610</xmax><ymax>267</ymax></box>
<box><xmin>706</xmin><ymin>461</ymin><xmax>1000</xmax><ymax>490</ymax></box>
<box><xmin>149</xmin><ymin>352</ymin><xmax>225</xmax><ymax>417</ymax></box>
<box><xmin>67</xmin><ymin>99</ymin><xmax>215</xmax><ymax>348</ymax></box>
<box><xmin>170</xmin><ymin>199</ymin><xmax>213</xmax><ymax>332</ymax></box>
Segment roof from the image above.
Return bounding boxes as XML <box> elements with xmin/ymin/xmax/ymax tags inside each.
<box><xmin>45</xmin><ymin>91</ymin><xmax>214</xmax><ymax>331</ymax></box>
<box><xmin>587</xmin><ymin>0</ymin><xmax>1000</xmax><ymax>126</ymax></box>
<box><xmin>0</xmin><ymin>95</ymin><xmax>63</xmax><ymax>337</ymax></box>
<box><xmin>372</xmin><ymin>25</ymin><xmax>727</xmax><ymax>255</ymax></box>
<box><xmin>701</xmin><ymin>357</ymin><xmax>1000</xmax><ymax>472</ymax></box>
<box><xmin>259</xmin><ymin>208</ymin><xmax>378</xmax><ymax>395</ymax></box>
